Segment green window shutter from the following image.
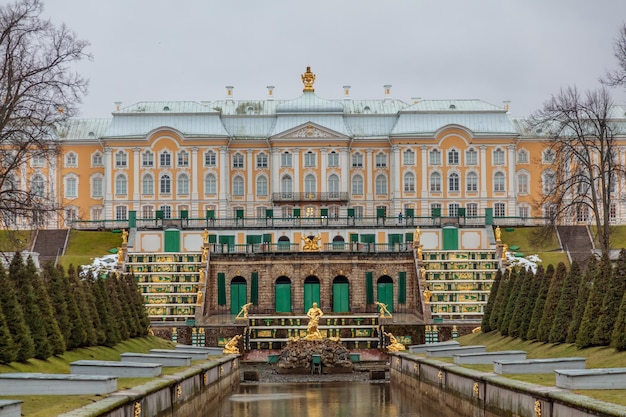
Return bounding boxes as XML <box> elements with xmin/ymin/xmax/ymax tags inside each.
<box><xmin>349</xmin><ymin>233</ymin><xmax>359</xmax><ymax>242</ymax></box>
<box><xmin>398</xmin><ymin>271</ymin><xmax>406</xmax><ymax>304</ymax></box>
<box><xmin>262</xmin><ymin>233</ymin><xmax>272</xmax><ymax>243</ymax></box>
<box><xmin>217</xmin><ymin>273</ymin><xmax>226</xmax><ymax>306</ymax></box>
<box><xmin>366</xmin><ymin>271</ymin><xmax>374</xmax><ymax>304</ymax></box>
<box><xmin>405</xmin><ymin>232</ymin><xmax>413</xmax><ymax>242</ymax></box>
<box><xmin>208</xmin><ymin>234</ymin><xmax>216</xmax><ymax>243</ymax></box>
<box><xmin>251</xmin><ymin>272</ymin><xmax>259</xmax><ymax>304</ymax></box>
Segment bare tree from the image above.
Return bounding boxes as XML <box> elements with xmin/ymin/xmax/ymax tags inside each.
<box><xmin>0</xmin><ymin>0</ymin><xmax>90</xmax><ymax>228</ymax></box>
<box><xmin>531</xmin><ymin>86</ymin><xmax>622</xmax><ymax>254</ymax></box>
<box><xmin>603</xmin><ymin>23</ymin><xmax>626</xmax><ymax>88</ymax></box>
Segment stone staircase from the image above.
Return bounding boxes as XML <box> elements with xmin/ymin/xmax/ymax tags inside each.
<box><xmin>32</xmin><ymin>229</ymin><xmax>70</xmax><ymax>265</ymax></box>
<box><xmin>556</xmin><ymin>226</ymin><xmax>593</xmax><ymax>267</ymax></box>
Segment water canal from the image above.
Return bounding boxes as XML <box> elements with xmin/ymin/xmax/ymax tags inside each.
<box><xmin>205</xmin><ymin>381</ymin><xmax>439</xmax><ymax>417</ymax></box>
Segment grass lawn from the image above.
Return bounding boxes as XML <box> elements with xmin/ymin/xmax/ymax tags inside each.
<box><xmin>0</xmin><ymin>336</ymin><xmax>178</xmax><ymax>417</ymax></box>
<box><xmin>455</xmin><ymin>331</ymin><xmax>626</xmax><ymax>406</ymax></box>
<box><xmin>499</xmin><ymin>226</ymin><xmax>570</xmax><ymax>267</ymax></box>
<box><xmin>58</xmin><ymin>230</ymin><xmax>122</xmax><ymax>271</ymax></box>
<box><xmin>0</xmin><ymin>229</ymin><xmax>33</xmax><ymax>252</ymax></box>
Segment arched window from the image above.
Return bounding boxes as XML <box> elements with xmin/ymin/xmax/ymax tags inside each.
<box><xmin>32</xmin><ymin>175</ymin><xmax>45</xmax><ymax>197</ymax></box>
<box><xmin>204</xmin><ymin>150</ymin><xmax>216</xmax><ymax>167</ymax></box>
<box><xmin>493</xmin><ymin>148</ymin><xmax>505</xmax><ymax>165</ymax></box>
<box><xmin>404</xmin><ymin>172</ymin><xmax>415</xmax><ymax>192</ymax></box>
<box><xmin>328</xmin><ymin>174</ymin><xmax>339</xmax><ymax>195</ymax></box>
<box><xmin>281</xmin><ymin>175</ymin><xmax>293</xmax><ymax>195</ymax></box>
<box><xmin>177</xmin><ymin>150</ymin><xmax>189</xmax><ymax>167</ymax></box>
<box><xmin>543</xmin><ymin>171</ymin><xmax>556</xmax><ymax>195</ymax></box>
<box><xmin>142</xmin><ymin>174</ymin><xmax>154</xmax><ymax>195</ymax></box>
<box><xmin>160</xmin><ymin>151</ymin><xmax>171</xmax><ymax>167</ymax></box>
<box><xmin>65</xmin><ymin>152</ymin><xmax>77</xmax><ymax>167</ymax></box>
<box><xmin>403</xmin><ymin>149</ymin><xmax>415</xmax><ymax>165</ymax></box>
<box><xmin>142</xmin><ymin>150</ymin><xmax>154</xmax><ymax>167</ymax></box>
<box><xmin>205</xmin><ymin>174</ymin><xmax>216</xmax><ymax>195</ymax></box>
<box><xmin>375</xmin><ymin>152</ymin><xmax>387</xmax><ymax>168</ymax></box>
<box><xmin>115</xmin><ymin>151</ymin><xmax>127</xmax><ymax>167</ymax></box>
<box><xmin>517</xmin><ymin>172</ymin><xmax>529</xmax><ymax>194</ymax></box>
<box><xmin>233</xmin><ymin>176</ymin><xmax>244</xmax><ymax>196</ymax></box>
<box><xmin>92</xmin><ymin>152</ymin><xmax>103</xmax><ymax>167</ymax></box>
<box><xmin>352</xmin><ymin>175</ymin><xmax>363</xmax><ymax>195</ymax></box>
<box><xmin>305</xmin><ymin>174</ymin><xmax>316</xmax><ymax>193</ymax></box>
<box><xmin>65</xmin><ymin>176</ymin><xmax>77</xmax><ymax>198</ymax></box>
<box><xmin>467</xmin><ymin>172</ymin><xmax>478</xmax><ymax>192</ymax></box>
<box><xmin>256</xmin><ymin>176</ymin><xmax>268</xmax><ymax>196</ymax></box>
<box><xmin>375</xmin><ymin>174</ymin><xmax>387</xmax><ymax>195</ymax></box>
<box><xmin>494</xmin><ymin>172</ymin><xmax>505</xmax><ymax>192</ymax></box>
<box><xmin>160</xmin><ymin>174</ymin><xmax>171</xmax><ymax>194</ymax></box>
<box><xmin>429</xmin><ymin>149</ymin><xmax>441</xmax><ymax>165</ymax></box>
<box><xmin>91</xmin><ymin>175</ymin><xmax>103</xmax><ymax>198</ymax></box>
<box><xmin>256</xmin><ymin>153</ymin><xmax>268</xmax><ymax>168</ymax></box>
<box><xmin>447</xmin><ymin>149</ymin><xmax>459</xmax><ymax>165</ymax></box>
<box><xmin>352</xmin><ymin>152</ymin><xmax>363</xmax><ymax>168</ymax></box>
<box><xmin>177</xmin><ymin>173</ymin><xmax>189</xmax><ymax>195</ymax></box>
<box><xmin>449</xmin><ymin>172</ymin><xmax>460</xmax><ymax>192</ymax></box>
<box><xmin>466</xmin><ymin>148</ymin><xmax>478</xmax><ymax>165</ymax></box>
<box><xmin>233</xmin><ymin>153</ymin><xmax>244</xmax><ymax>168</ymax></box>
<box><xmin>115</xmin><ymin>174</ymin><xmax>127</xmax><ymax>195</ymax></box>
<box><xmin>430</xmin><ymin>172</ymin><xmax>441</xmax><ymax>192</ymax></box>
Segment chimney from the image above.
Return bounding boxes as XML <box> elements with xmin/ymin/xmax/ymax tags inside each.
<box><xmin>384</xmin><ymin>84</ymin><xmax>392</xmax><ymax>99</ymax></box>
<box><xmin>226</xmin><ymin>86</ymin><xmax>234</xmax><ymax>100</ymax></box>
<box><xmin>343</xmin><ymin>85</ymin><xmax>351</xmax><ymax>99</ymax></box>
<box><xmin>503</xmin><ymin>100</ymin><xmax>511</xmax><ymax>112</ymax></box>
<box><xmin>267</xmin><ymin>85</ymin><xmax>275</xmax><ymax>100</ymax></box>
<box><xmin>114</xmin><ymin>101</ymin><xmax>122</xmax><ymax>111</ymax></box>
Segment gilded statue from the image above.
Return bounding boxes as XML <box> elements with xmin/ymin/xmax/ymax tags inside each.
<box><xmin>417</xmin><ymin>245</ymin><xmax>423</xmax><ymax>259</ymax></box>
<box><xmin>420</xmin><ymin>267</ymin><xmax>426</xmax><ymax>280</ymax></box>
<box><xmin>413</xmin><ymin>226</ymin><xmax>421</xmax><ymax>247</ymax></box>
<box><xmin>196</xmin><ymin>290</ymin><xmax>203</xmax><ymax>305</ymax></box>
<box><xmin>375</xmin><ymin>301</ymin><xmax>393</xmax><ymax>318</ymax></box>
<box><xmin>235</xmin><ymin>302</ymin><xmax>253</xmax><ymax>320</ymax></box>
<box><xmin>423</xmin><ymin>287</ymin><xmax>432</xmax><ymax>304</ymax></box>
<box><xmin>223</xmin><ymin>334</ymin><xmax>242</xmax><ymax>354</ymax></box>
<box><xmin>122</xmin><ymin>229</ymin><xmax>128</xmax><ymax>244</ymax></box>
<box><xmin>384</xmin><ymin>331</ymin><xmax>406</xmax><ymax>352</ymax></box>
<box><xmin>305</xmin><ymin>302</ymin><xmax>324</xmax><ymax>339</ymax></box>
<box><xmin>502</xmin><ymin>243</ymin><xmax>508</xmax><ymax>260</ymax></box>
<box><xmin>202</xmin><ymin>228</ymin><xmax>209</xmax><ymax>244</ymax></box>
<box><xmin>199</xmin><ymin>268</ymin><xmax>206</xmax><ymax>283</ymax></box>
<box><xmin>202</xmin><ymin>247</ymin><xmax>208</xmax><ymax>262</ymax></box>
<box><xmin>302</xmin><ymin>234</ymin><xmax>321</xmax><ymax>251</ymax></box>
<box><xmin>117</xmin><ymin>247</ymin><xmax>123</xmax><ymax>264</ymax></box>
<box><xmin>301</xmin><ymin>66</ymin><xmax>316</xmax><ymax>92</ymax></box>
<box><xmin>495</xmin><ymin>226</ymin><xmax>501</xmax><ymax>241</ymax></box>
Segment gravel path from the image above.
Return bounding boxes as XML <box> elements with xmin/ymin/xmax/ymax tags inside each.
<box><xmin>240</xmin><ymin>362</ymin><xmax>390</xmax><ymax>384</ymax></box>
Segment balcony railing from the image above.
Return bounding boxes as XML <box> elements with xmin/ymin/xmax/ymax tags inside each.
<box><xmin>271</xmin><ymin>192</ymin><xmax>349</xmax><ymax>202</ymax></box>
<box><xmin>208</xmin><ymin>242</ymin><xmax>414</xmax><ymax>254</ymax></box>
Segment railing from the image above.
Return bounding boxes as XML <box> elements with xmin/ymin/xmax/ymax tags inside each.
<box><xmin>70</xmin><ymin>215</ymin><xmax>551</xmax><ymax>230</ymax></box>
<box><xmin>208</xmin><ymin>242</ymin><xmax>414</xmax><ymax>254</ymax></box>
<box><xmin>271</xmin><ymin>192</ymin><xmax>350</xmax><ymax>202</ymax></box>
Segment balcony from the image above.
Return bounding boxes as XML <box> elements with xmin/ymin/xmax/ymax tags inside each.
<box><xmin>271</xmin><ymin>192</ymin><xmax>349</xmax><ymax>203</ymax></box>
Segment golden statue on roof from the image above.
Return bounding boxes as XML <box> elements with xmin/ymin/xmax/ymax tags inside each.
<box><xmin>301</xmin><ymin>66</ymin><xmax>315</xmax><ymax>92</ymax></box>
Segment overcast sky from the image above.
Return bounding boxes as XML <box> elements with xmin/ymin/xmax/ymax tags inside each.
<box><xmin>43</xmin><ymin>0</ymin><xmax>626</xmax><ymax>119</ymax></box>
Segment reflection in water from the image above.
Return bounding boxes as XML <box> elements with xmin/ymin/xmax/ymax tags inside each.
<box><xmin>208</xmin><ymin>382</ymin><xmax>441</xmax><ymax>417</ymax></box>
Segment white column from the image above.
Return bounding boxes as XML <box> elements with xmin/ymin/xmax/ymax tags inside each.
<box><xmin>293</xmin><ymin>149</ymin><xmax>300</xmax><ymax>193</ymax></box>
<box><xmin>246</xmin><ymin>149</ymin><xmax>254</xmax><ymax>200</ymax></box>
<box><xmin>340</xmin><ymin>147</ymin><xmax>349</xmax><ymax>193</ymax></box>
<box><xmin>321</xmin><ymin>148</ymin><xmax>328</xmax><ymax>193</ymax></box>
<box><xmin>132</xmin><ymin>148</ymin><xmax>140</xmax><ymax>205</ymax></box>
<box><xmin>104</xmin><ymin>147</ymin><xmax>113</xmax><ymax>219</ymax></box>
<box><xmin>191</xmin><ymin>147</ymin><xmax>198</xmax><ymax>216</ymax></box>
<box><xmin>421</xmin><ymin>146</ymin><xmax>429</xmax><ymax>216</ymax></box>
<box><xmin>366</xmin><ymin>149</ymin><xmax>374</xmax><ymax>215</ymax></box>
<box><xmin>480</xmin><ymin>146</ymin><xmax>488</xmax><ymax>199</ymax></box>
<box><xmin>391</xmin><ymin>145</ymin><xmax>401</xmax><ymax>203</ymax></box>
<box><xmin>507</xmin><ymin>144</ymin><xmax>516</xmax><ymax>216</ymax></box>
<box><xmin>271</xmin><ymin>149</ymin><xmax>280</xmax><ymax>193</ymax></box>
<box><xmin>219</xmin><ymin>147</ymin><xmax>228</xmax><ymax>213</ymax></box>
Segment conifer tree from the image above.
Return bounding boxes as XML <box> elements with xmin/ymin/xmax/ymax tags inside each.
<box><xmin>28</xmin><ymin>257</ymin><xmax>65</xmax><ymax>355</ymax></box>
<box><xmin>105</xmin><ymin>274</ymin><xmax>130</xmax><ymax>340</ymax></box>
<box><xmin>118</xmin><ymin>274</ymin><xmax>142</xmax><ymax>337</ymax></box>
<box><xmin>508</xmin><ymin>268</ymin><xmax>531</xmax><ymax>338</ymax></box>
<box><xmin>577</xmin><ymin>254</ymin><xmax>612</xmax><ymax>348</ymax></box>
<box><xmin>549</xmin><ymin>261</ymin><xmax>582</xmax><ymax>343</ymax></box>
<box><xmin>124</xmin><ymin>274</ymin><xmax>150</xmax><ymax>336</ymax></box>
<box><xmin>93</xmin><ymin>276</ymin><xmax>121</xmax><ymax>346</ymax></box>
<box><xmin>593</xmin><ymin>249</ymin><xmax>626</xmax><ymax>346</ymax></box>
<box><xmin>0</xmin><ymin>303</ymin><xmax>17</xmax><ymax>364</ymax></box>
<box><xmin>500</xmin><ymin>269</ymin><xmax>520</xmax><ymax>336</ymax></box>
<box><xmin>526</xmin><ymin>264</ymin><xmax>554</xmax><ymax>341</ymax></box>
<box><xmin>519</xmin><ymin>266</ymin><xmax>542</xmax><ymax>341</ymax></box>
<box><xmin>537</xmin><ymin>262</ymin><xmax>568</xmax><ymax>342</ymax></box>
<box><xmin>488</xmin><ymin>269</ymin><xmax>508</xmax><ymax>332</ymax></box>
<box><xmin>481</xmin><ymin>268</ymin><xmax>502</xmax><ymax>333</ymax></box>
<box><xmin>566</xmin><ymin>257</ymin><xmax>597</xmax><ymax>343</ymax></box>
<box><xmin>66</xmin><ymin>265</ymin><xmax>89</xmax><ymax>348</ymax></box>
<box><xmin>82</xmin><ymin>272</ymin><xmax>105</xmax><ymax>345</ymax></box>
<box><xmin>1</xmin><ymin>255</ymin><xmax>35</xmax><ymax>361</ymax></box>
<box><xmin>611</xmin><ymin>290</ymin><xmax>626</xmax><ymax>351</ymax></box>
<box><xmin>43</xmin><ymin>264</ymin><xmax>72</xmax><ymax>348</ymax></box>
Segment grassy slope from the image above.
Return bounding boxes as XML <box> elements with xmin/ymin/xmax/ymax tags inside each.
<box><xmin>58</xmin><ymin>230</ymin><xmax>122</xmax><ymax>272</ymax></box>
<box><xmin>0</xmin><ymin>336</ymin><xmax>177</xmax><ymax>417</ymax></box>
<box><xmin>456</xmin><ymin>331</ymin><xmax>626</xmax><ymax>406</ymax></box>
<box><xmin>0</xmin><ymin>230</ymin><xmax>33</xmax><ymax>252</ymax></box>
<box><xmin>499</xmin><ymin>226</ymin><xmax>570</xmax><ymax>267</ymax></box>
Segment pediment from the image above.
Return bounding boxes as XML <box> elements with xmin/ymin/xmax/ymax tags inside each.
<box><xmin>272</xmin><ymin>122</ymin><xmax>348</xmax><ymax>140</ymax></box>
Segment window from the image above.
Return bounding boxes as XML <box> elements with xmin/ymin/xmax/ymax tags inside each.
<box><xmin>65</xmin><ymin>207</ymin><xmax>77</xmax><ymax>224</ymax></box>
<box><xmin>448</xmin><ymin>149</ymin><xmax>459</xmax><ymax>165</ymax></box>
<box><xmin>429</xmin><ymin>149</ymin><xmax>441</xmax><ymax>165</ymax></box>
<box><xmin>467</xmin><ymin>172</ymin><xmax>478</xmax><ymax>192</ymax></box>
<box><xmin>178</xmin><ymin>150</ymin><xmax>189</xmax><ymax>167</ymax></box>
<box><xmin>430</xmin><ymin>172</ymin><xmax>441</xmax><ymax>192</ymax></box>
<box><xmin>257</xmin><ymin>153</ymin><xmax>268</xmax><ymax>168</ymax></box>
<box><xmin>281</xmin><ymin>175</ymin><xmax>293</xmax><ymax>195</ymax></box>
<box><xmin>115</xmin><ymin>151</ymin><xmax>127</xmax><ymax>168</ymax></box>
<box><xmin>352</xmin><ymin>152</ymin><xmax>363</xmax><ymax>168</ymax></box>
<box><xmin>115</xmin><ymin>205</ymin><xmax>127</xmax><ymax>220</ymax></box>
<box><xmin>92</xmin><ymin>152</ymin><xmax>103</xmax><ymax>167</ymax></box>
<box><xmin>257</xmin><ymin>176</ymin><xmax>268</xmax><ymax>196</ymax></box>
<box><xmin>142</xmin><ymin>151</ymin><xmax>154</xmax><ymax>167</ymax></box>
<box><xmin>353</xmin><ymin>206</ymin><xmax>364</xmax><ymax>219</ymax></box>
<box><xmin>431</xmin><ymin>203</ymin><xmax>441</xmax><ymax>215</ymax></box>
<box><xmin>375</xmin><ymin>152</ymin><xmax>387</xmax><ymax>168</ymax></box>
<box><xmin>517</xmin><ymin>173</ymin><xmax>529</xmax><ymax>194</ymax></box>
<box><xmin>32</xmin><ymin>153</ymin><xmax>46</xmax><ymax>167</ymax></box>
<box><xmin>160</xmin><ymin>174</ymin><xmax>171</xmax><ymax>194</ymax></box>
<box><xmin>448</xmin><ymin>203</ymin><xmax>459</xmax><ymax>217</ymax></box>
<box><xmin>305</xmin><ymin>174</ymin><xmax>316</xmax><ymax>193</ymax></box>
<box><xmin>467</xmin><ymin>203</ymin><xmax>478</xmax><ymax>217</ymax></box>
<box><xmin>256</xmin><ymin>207</ymin><xmax>267</xmax><ymax>218</ymax></box>
<box><xmin>142</xmin><ymin>205</ymin><xmax>153</xmax><ymax>219</ymax></box>
<box><xmin>233</xmin><ymin>153</ymin><xmax>244</xmax><ymax>169</ymax></box>
<box><xmin>115</xmin><ymin>174</ymin><xmax>127</xmax><ymax>195</ymax></box>
<box><xmin>328</xmin><ymin>174</ymin><xmax>339</xmax><ymax>196</ymax></box>
<box><xmin>544</xmin><ymin>204</ymin><xmax>558</xmax><ymax>221</ymax></box>
<box><xmin>92</xmin><ymin>176</ymin><xmax>103</xmax><ymax>198</ymax></box>
<box><xmin>160</xmin><ymin>151</ymin><xmax>171</xmax><ymax>167</ymax></box>
<box><xmin>543</xmin><ymin>149</ymin><xmax>556</xmax><ymax>163</ymax></box>
<box><xmin>139</xmin><ymin>174</ymin><xmax>152</xmax><ymax>195</ymax></box>
<box><xmin>466</xmin><ymin>148</ymin><xmax>477</xmax><ymax>165</ymax></box>
<box><xmin>517</xmin><ymin>149</ymin><xmax>528</xmax><ymax>164</ymax></box>
<box><xmin>328</xmin><ymin>151</ymin><xmax>339</xmax><ymax>167</ymax></box>
<box><xmin>404</xmin><ymin>172</ymin><xmax>415</xmax><ymax>192</ymax></box>
<box><xmin>91</xmin><ymin>206</ymin><xmax>103</xmax><ymax>221</ymax></box>
<box><xmin>494</xmin><ymin>203</ymin><xmax>506</xmax><ymax>217</ymax></box>
<box><xmin>375</xmin><ymin>175</ymin><xmax>387</xmax><ymax>195</ymax></box>
<box><xmin>32</xmin><ymin>175</ymin><xmax>45</xmax><ymax>197</ymax></box>
<box><xmin>205</xmin><ymin>174</ymin><xmax>217</xmax><ymax>195</ymax></box>
<box><xmin>159</xmin><ymin>205</ymin><xmax>172</xmax><ymax>219</ymax></box>
<box><xmin>352</xmin><ymin>175</ymin><xmax>363</xmax><ymax>195</ymax></box>
<box><xmin>403</xmin><ymin>149</ymin><xmax>415</xmax><ymax>165</ymax></box>
<box><xmin>543</xmin><ymin>171</ymin><xmax>556</xmax><ymax>195</ymax></box>
<box><xmin>281</xmin><ymin>152</ymin><xmax>292</xmax><ymax>167</ymax></box>
<box><xmin>494</xmin><ymin>172</ymin><xmax>505</xmax><ymax>192</ymax></box>
<box><xmin>177</xmin><ymin>173</ymin><xmax>189</xmax><ymax>195</ymax></box>
<box><xmin>576</xmin><ymin>205</ymin><xmax>589</xmax><ymax>222</ymax></box>
<box><xmin>65</xmin><ymin>176</ymin><xmax>77</xmax><ymax>198</ymax></box>
<box><xmin>304</xmin><ymin>151</ymin><xmax>316</xmax><ymax>167</ymax></box>
<box><xmin>610</xmin><ymin>203</ymin><xmax>617</xmax><ymax>222</ymax></box>
<box><xmin>449</xmin><ymin>173</ymin><xmax>460</xmax><ymax>192</ymax></box>
<box><xmin>205</xmin><ymin>151</ymin><xmax>216</xmax><ymax>167</ymax></box>
<box><xmin>233</xmin><ymin>176</ymin><xmax>244</xmax><ymax>196</ymax></box>
<box><xmin>519</xmin><ymin>205</ymin><xmax>529</xmax><ymax>219</ymax></box>
<box><xmin>65</xmin><ymin>152</ymin><xmax>77</xmax><ymax>167</ymax></box>
<box><xmin>493</xmin><ymin>148</ymin><xmax>505</xmax><ymax>165</ymax></box>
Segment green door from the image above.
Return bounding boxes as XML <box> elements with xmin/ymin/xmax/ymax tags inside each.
<box><xmin>219</xmin><ymin>235</ymin><xmax>235</xmax><ymax>252</ymax></box>
<box><xmin>333</xmin><ymin>278</ymin><xmax>349</xmax><ymax>312</ymax></box>
<box><xmin>304</xmin><ymin>280</ymin><xmax>321</xmax><ymax>311</ymax></box>
<box><xmin>388</xmin><ymin>233</ymin><xmax>402</xmax><ymax>250</ymax></box>
<box><xmin>377</xmin><ymin>278</ymin><xmax>394</xmax><ymax>313</ymax></box>
<box><xmin>275</xmin><ymin>278</ymin><xmax>291</xmax><ymax>312</ymax></box>
<box><xmin>443</xmin><ymin>227</ymin><xmax>459</xmax><ymax>250</ymax></box>
<box><xmin>164</xmin><ymin>229</ymin><xmax>180</xmax><ymax>252</ymax></box>
<box><xmin>484</xmin><ymin>208</ymin><xmax>493</xmax><ymax>225</ymax></box>
<box><xmin>230</xmin><ymin>279</ymin><xmax>247</xmax><ymax>315</ymax></box>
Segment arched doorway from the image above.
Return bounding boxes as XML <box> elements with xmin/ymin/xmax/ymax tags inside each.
<box><xmin>332</xmin><ymin>276</ymin><xmax>350</xmax><ymax>312</ymax></box>
<box><xmin>230</xmin><ymin>276</ymin><xmax>247</xmax><ymax>315</ymax></box>
<box><xmin>277</xmin><ymin>236</ymin><xmax>291</xmax><ymax>251</ymax></box>
<box><xmin>275</xmin><ymin>276</ymin><xmax>292</xmax><ymax>312</ymax></box>
<box><xmin>332</xmin><ymin>235</ymin><xmax>345</xmax><ymax>250</ymax></box>
<box><xmin>377</xmin><ymin>275</ymin><xmax>393</xmax><ymax>313</ymax></box>
<box><xmin>304</xmin><ymin>276</ymin><xmax>321</xmax><ymax>311</ymax></box>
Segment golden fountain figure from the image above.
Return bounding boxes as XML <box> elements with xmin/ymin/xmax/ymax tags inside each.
<box><xmin>375</xmin><ymin>301</ymin><xmax>393</xmax><ymax>318</ymax></box>
<box><xmin>304</xmin><ymin>302</ymin><xmax>324</xmax><ymax>339</ymax></box>
<box><xmin>384</xmin><ymin>331</ymin><xmax>406</xmax><ymax>352</ymax></box>
<box><xmin>122</xmin><ymin>229</ymin><xmax>128</xmax><ymax>244</ymax></box>
<box><xmin>423</xmin><ymin>287</ymin><xmax>432</xmax><ymax>304</ymax></box>
<box><xmin>235</xmin><ymin>302</ymin><xmax>253</xmax><ymax>320</ymax></box>
<box><xmin>223</xmin><ymin>334</ymin><xmax>242</xmax><ymax>354</ymax></box>
<box><xmin>302</xmin><ymin>234</ymin><xmax>322</xmax><ymax>251</ymax></box>
<box><xmin>301</xmin><ymin>66</ymin><xmax>316</xmax><ymax>92</ymax></box>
